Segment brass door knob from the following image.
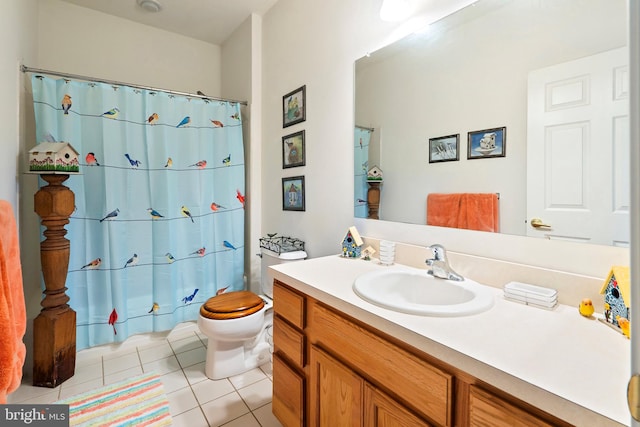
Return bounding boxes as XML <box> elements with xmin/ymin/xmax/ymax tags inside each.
<box><xmin>530</xmin><ymin>218</ymin><xmax>551</xmax><ymax>229</ymax></box>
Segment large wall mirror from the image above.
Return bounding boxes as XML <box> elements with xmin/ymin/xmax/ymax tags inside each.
<box><xmin>354</xmin><ymin>0</ymin><xmax>629</xmax><ymax>247</ymax></box>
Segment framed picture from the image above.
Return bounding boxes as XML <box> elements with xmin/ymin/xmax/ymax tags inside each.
<box><xmin>467</xmin><ymin>127</ymin><xmax>506</xmax><ymax>159</ymax></box>
<box><xmin>282</xmin><ymin>130</ymin><xmax>305</xmax><ymax>168</ymax></box>
<box><xmin>283</xmin><ymin>85</ymin><xmax>306</xmax><ymax>128</ymax></box>
<box><xmin>282</xmin><ymin>176</ymin><xmax>305</xmax><ymax>211</ymax></box>
<box><xmin>428</xmin><ymin>134</ymin><xmax>459</xmax><ymax>163</ymax></box>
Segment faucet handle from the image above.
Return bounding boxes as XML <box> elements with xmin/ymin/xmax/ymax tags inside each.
<box><xmin>427</xmin><ymin>244</ymin><xmax>447</xmax><ymax>261</ymax></box>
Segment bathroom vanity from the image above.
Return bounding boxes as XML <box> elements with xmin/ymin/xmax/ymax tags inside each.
<box><xmin>270</xmin><ymin>255</ymin><xmax>630</xmax><ymax>426</ymax></box>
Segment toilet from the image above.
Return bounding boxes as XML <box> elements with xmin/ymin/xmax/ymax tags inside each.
<box><xmin>197</xmin><ymin>247</ymin><xmax>306</xmax><ymax>379</ymax></box>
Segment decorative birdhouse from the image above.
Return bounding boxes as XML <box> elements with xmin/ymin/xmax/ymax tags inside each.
<box><xmin>367</xmin><ymin>165</ymin><xmax>383</xmax><ymax>182</ymax></box>
<box><xmin>28</xmin><ymin>142</ymin><xmax>80</xmax><ymax>174</ymax></box>
<box><xmin>341</xmin><ymin>226</ymin><xmax>364</xmax><ymax>258</ymax></box>
<box><xmin>599</xmin><ymin>266</ymin><xmax>630</xmax><ymax>328</ymax></box>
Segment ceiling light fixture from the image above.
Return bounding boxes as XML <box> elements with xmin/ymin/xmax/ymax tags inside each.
<box><xmin>379</xmin><ymin>0</ymin><xmax>413</xmax><ymax>22</ymax></box>
<box><xmin>137</xmin><ymin>0</ymin><xmax>162</xmax><ymax>13</ymax></box>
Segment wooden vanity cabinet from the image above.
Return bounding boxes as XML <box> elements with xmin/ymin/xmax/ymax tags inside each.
<box><xmin>467</xmin><ymin>386</ymin><xmax>556</xmax><ymax>427</ymax></box>
<box><xmin>272</xmin><ymin>282</ymin><xmax>306</xmax><ymax>426</ymax></box>
<box><xmin>272</xmin><ymin>279</ymin><xmax>572</xmax><ymax>427</ymax></box>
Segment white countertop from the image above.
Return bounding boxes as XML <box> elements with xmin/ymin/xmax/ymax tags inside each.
<box><xmin>270</xmin><ymin>255</ymin><xmax>631</xmax><ymax>426</ymax></box>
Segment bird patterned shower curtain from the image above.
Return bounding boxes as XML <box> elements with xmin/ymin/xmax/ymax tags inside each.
<box><xmin>31</xmin><ymin>75</ymin><xmax>245</xmax><ymax>350</ymax></box>
<box><xmin>354</xmin><ymin>127</ymin><xmax>372</xmax><ymax>218</ymax></box>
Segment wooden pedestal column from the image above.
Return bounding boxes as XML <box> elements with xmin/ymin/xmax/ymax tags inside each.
<box><xmin>367</xmin><ymin>181</ymin><xmax>381</xmax><ymax>219</ymax></box>
<box><xmin>33</xmin><ymin>174</ymin><xmax>76</xmax><ymax>388</ymax></box>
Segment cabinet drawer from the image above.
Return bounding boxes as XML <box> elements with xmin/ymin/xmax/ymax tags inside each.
<box><xmin>273</xmin><ymin>280</ymin><xmax>305</xmax><ymax>329</ymax></box>
<box><xmin>310</xmin><ymin>302</ymin><xmax>453</xmax><ymax>426</ymax></box>
<box><xmin>273</xmin><ymin>315</ymin><xmax>305</xmax><ymax>368</ymax></box>
<box><xmin>273</xmin><ymin>353</ymin><xmax>305</xmax><ymax>427</ymax></box>
<box><xmin>365</xmin><ymin>383</ymin><xmax>433</xmax><ymax>427</ymax></box>
<box><xmin>468</xmin><ymin>386</ymin><xmax>555</xmax><ymax>427</ymax></box>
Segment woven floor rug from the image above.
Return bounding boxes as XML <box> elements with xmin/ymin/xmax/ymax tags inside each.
<box><xmin>56</xmin><ymin>372</ymin><xmax>172</xmax><ymax>426</ymax></box>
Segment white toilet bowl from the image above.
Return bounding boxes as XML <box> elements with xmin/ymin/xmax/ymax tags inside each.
<box><xmin>197</xmin><ymin>247</ymin><xmax>306</xmax><ymax>380</ymax></box>
<box><xmin>197</xmin><ymin>291</ymin><xmax>273</xmax><ymax>380</ymax></box>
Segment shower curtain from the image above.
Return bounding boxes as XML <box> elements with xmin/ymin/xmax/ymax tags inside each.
<box><xmin>31</xmin><ymin>75</ymin><xmax>245</xmax><ymax>350</ymax></box>
<box><xmin>354</xmin><ymin>127</ymin><xmax>372</xmax><ymax>218</ymax></box>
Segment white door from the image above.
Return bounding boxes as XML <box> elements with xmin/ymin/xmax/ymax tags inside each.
<box><xmin>527</xmin><ymin>47</ymin><xmax>629</xmax><ymax>246</ymax></box>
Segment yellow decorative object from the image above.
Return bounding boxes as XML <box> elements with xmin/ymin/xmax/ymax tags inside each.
<box><xmin>578</xmin><ymin>298</ymin><xmax>594</xmax><ymax>317</ymax></box>
<box><xmin>617</xmin><ymin>316</ymin><xmax>630</xmax><ymax>339</ymax></box>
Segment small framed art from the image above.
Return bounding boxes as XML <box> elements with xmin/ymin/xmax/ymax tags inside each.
<box><xmin>467</xmin><ymin>127</ymin><xmax>506</xmax><ymax>159</ymax></box>
<box><xmin>282</xmin><ymin>130</ymin><xmax>305</xmax><ymax>168</ymax></box>
<box><xmin>283</xmin><ymin>85</ymin><xmax>306</xmax><ymax>128</ymax></box>
<box><xmin>428</xmin><ymin>134</ymin><xmax>459</xmax><ymax>163</ymax></box>
<box><xmin>282</xmin><ymin>176</ymin><xmax>305</xmax><ymax>211</ymax></box>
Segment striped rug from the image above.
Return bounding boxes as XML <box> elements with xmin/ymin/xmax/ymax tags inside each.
<box><xmin>56</xmin><ymin>372</ymin><xmax>172</xmax><ymax>426</ymax></box>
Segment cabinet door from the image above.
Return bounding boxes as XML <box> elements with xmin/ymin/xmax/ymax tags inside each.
<box><xmin>364</xmin><ymin>384</ymin><xmax>432</xmax><ymax>427</ymax></box>
<box><xmin>468</xmin><ymin>385</ymin><xmax>555</xmax><ymax>427</ymax></box>
<box><xmin>273</xmin><ymin>353</ymin><xmax>305</xmax><ymax>427</ymax></box>
<box><xmin>309</xmin><ymin>345</ymin><xmax>364</xmax><ymax>427</ymax></box>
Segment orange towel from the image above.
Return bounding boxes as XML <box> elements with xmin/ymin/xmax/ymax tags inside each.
<box><xmin>426</xmin><ymin>194</ymin><xmax>463</xmax><ymax>228</ymax></box>
<box><xmin>0</xmin><ymin>201</ymin><xmax>26</xmax><ymax>403</ymax></box>
<box><xmin>457</xmin><ymin>193</ymin><xmax>499</xmax><ymax>232</ymax></box>
<box><xmin>427</xmin><ymin>193</ymin><xmax>499</xmax><ymax>232</ymax></box>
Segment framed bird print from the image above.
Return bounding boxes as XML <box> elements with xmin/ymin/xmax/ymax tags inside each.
<box><xmin>282</xmin><ymin>130</ymin><xmax>305</xmax><ymax>168</ymax></box>
<box><xmin>282</xmin><ymin>176</ymin><xmax>305</xmax><ymax>211</ymax></box>
<box><xmin>282</xmin><ymin>85</ymin><xmax>306</xmax><ymax>128</ymax></box>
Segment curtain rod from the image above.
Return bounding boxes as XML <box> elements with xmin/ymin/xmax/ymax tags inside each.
<box><xmin>21</xmin><ymin>65</ymin><xmax>248</xmax><ymax>106</ymax></box>
<box><xmin>356</xmin><ymin>125</ymin><xmax>375</xmax><ymax>131</ymax></box>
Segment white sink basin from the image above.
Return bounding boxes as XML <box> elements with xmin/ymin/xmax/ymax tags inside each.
<box><xmin>353</xmin><ymin>268</ymin><xmax>494</xmax><ymax>317</ymax></box>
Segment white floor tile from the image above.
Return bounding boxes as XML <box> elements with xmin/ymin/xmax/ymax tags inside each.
<box><xmin>142</xmin><ymin>354</ymin><xmax>182</xmax><ymax>375</ymax></box>
<box><xmin>7</xmin><ymin>383</ymin><xmax>60</xmax><ymax>404</ymax></box>
<box><xmin>171</xmin><ymin>407</ymin><xmax>209</xmax><ymax>427</ymax></box>
<box><xmin>167</xmin><ymin>386</ymin><xmax>199</xmax><ymax>416</ymax></box>
<box><xmin>62</xmin><ymin>361</ymin><xmax>103</xmax><ymax>387</ymax></box>
<box><xmin>237</xmin><ymin>378</ymin><xmax>272</xmax><ymax>411</ymax></box>
<box><xmin>166</xmin><ymin>322</ymin><xmax>199</xmax><ymax>341</ymax></box>
<box><xmin>11</xmin><ymin>328</ymin><xmax>278</xmax><ymax>427</ymax></box>
<box><xmin>15</xmin><ymin>390</ymin><xmax>61</xmax><ymax>405</ymax></box>
<box><xmin>229</xmin><ymin>367</ymin><xmax>267</xmax><ymax>390</ymax></box>
<box><xmin>191</xmin><ymin>378</ymin><xmax>235</xmax><ymax>405</ymax></box>
<box><xmin>103</xmin><ymin>351</ymin><xmax>141</xmax><ymax>375</ymax></box>
<box><xmin>75</xmin><ymin>349</ymin><xmax>104</xmax><ymax>367</ymax></box>
<box><xmin>138</xmin><ymin>341</ymin><xmax>175</xmax><ymax>364</ymax></box>
<box><xmin>252</xmin><ymin>403</ymin><xmax>283</xmax><ymax>427</ymax></box>
<box><xmin>182</xmin><ymin>362</ymin><xmax>209</xmax><ymax>385</ymax></box>
<box><xmin>104</xmin><ymin>365</ymin><xmax>143</xmax><ymax>385</ymax></box>
<box><xmin>221</xmin><ymin>412</ymin><xmax>261</xmax><ymax>427</ymax></box>
<box><xmin>58</xmin><ymin>377</ymin><xmax>104</xmax><ymax>400</ymax></box>
<box><xmin>176</xmin><ymin>346</ymin><xmax>206</xmax><ymax>368</ymax></box>
<box><xmin>159</xmin><ymin>370</ymin><xmax>190</xmax><ymax>394</ymax></box>
<box><xmin>101</xmin><ymin>345</ymin><xmax>138</xmax><ymax>361</ymax></box>
<box><xmin>170</xmin><ymin>334</ymin><xmax>204</xmax><ymax>354</ymax></box>
<box><xmin>201</xmin><ymin>391</ymin><xmax>250</xmax><ymax>427</ymax></box>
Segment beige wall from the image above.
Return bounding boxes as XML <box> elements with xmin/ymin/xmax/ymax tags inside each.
<box><xmin>0</xmin><ymin>0</ymin><xmax>38</xmax><ymax>209</ymax></box>
<box><xmin>36</xmin><ymin>0</ymin><xmax>222</xmax><ymax>96</ymax></box>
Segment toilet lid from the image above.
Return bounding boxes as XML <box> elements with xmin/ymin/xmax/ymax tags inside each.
<box><xmin>200</xmin><ymin>291</ymin><xmax>265</xmax><ymax>320</ymax></box>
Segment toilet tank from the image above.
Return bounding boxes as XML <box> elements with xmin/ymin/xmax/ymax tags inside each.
<box><xmin>260</xmin><ymin>248</ymin><xmax>307</xmax><ymax>298</ymax></box>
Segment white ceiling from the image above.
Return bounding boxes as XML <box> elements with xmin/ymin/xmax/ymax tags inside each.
<box><xmin>58</xmin><ymin>0</ymin><xmax>279</xmax><ymax>45</ymax></box>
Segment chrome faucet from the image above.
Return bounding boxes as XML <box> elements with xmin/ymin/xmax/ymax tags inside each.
<box><xmin>425</xmin><ymin>244</ymin><xmax>464</xmax><ymax>281</ymax></box>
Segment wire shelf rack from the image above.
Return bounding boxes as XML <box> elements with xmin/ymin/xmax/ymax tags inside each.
<box><xmin>259</xmin><ymin>235</ymin><xmax>305</xmax><ymax>254</ymax></box>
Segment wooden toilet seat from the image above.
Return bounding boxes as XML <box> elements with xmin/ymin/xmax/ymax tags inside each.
<box><xmin>199</xmin><ymin>291</ymin><xmax>265</xmax><ymax>320</ymax></box>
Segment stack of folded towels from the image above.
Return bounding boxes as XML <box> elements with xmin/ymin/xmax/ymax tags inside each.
<box><xmin>503</xmin><ymin>281</ymin><xmax>557</xmax><ymax>310</ymax></box>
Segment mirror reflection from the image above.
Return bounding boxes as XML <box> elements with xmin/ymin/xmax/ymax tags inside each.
<box><xmin>354</xmin><ymin>0</ymin><xmax>628</xmax><ymax>247</ymax></box>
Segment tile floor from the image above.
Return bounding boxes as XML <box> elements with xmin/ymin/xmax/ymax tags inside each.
<box><xmin>8</xmin><ymin>322</ymin><xmax>283</xmax><ymax>427</ymax></box>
